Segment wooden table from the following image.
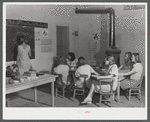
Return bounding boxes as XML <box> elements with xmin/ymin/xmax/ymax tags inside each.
<box><xmin>6</xmin><ymin>74</ymin><xmax>58</xmax><ymax>107</ymax></box>
<box><xmin>117</xmin><ymin>75</ymin><xmax>127</xmax><ymax>102</ymax></box>
<box><xmin>117</xmin><ymin>70</ymin><xmax>130</xmax><ymax>102</ymax></box>
<box><xmin>117</xmin><ymin>79</ymin><xmax>120</xmax><ymax>102</ymax></box>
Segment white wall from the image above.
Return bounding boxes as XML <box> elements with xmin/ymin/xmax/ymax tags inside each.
<box><xmin>6</xmin><ymin>4</ymin><xmax>146</xmax><ymax>75</ymax></box>
<box><xmin>6</xmin><ymin>5</ymin><xmax>61</xmax><ymax>72</ymax></box>
<box><xmin>70</xmin><ymin>5</ymin><xmax>145</xmax><ymax>74</ymax></box>
<box><xmin>115</xmin><ymin>7</ymin><xmax>145</xmax><ymax>75</ymax></box>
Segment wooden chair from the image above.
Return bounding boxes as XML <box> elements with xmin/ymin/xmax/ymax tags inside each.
<box><xmin>126</xmin><ymin>76</ymin><xmax>143</xmax><ymax>101</ymax></box>
<box><xmin>55</xmin><ymin>85</ymin><xmax>66</xmax><ymax>98</ymax></box>
<box><xmin>55</xmin><ymin>74</ymin><xmax>70</xmax><ymax>98</ymax></box>
<box><xmin>98</xmin><ymin>78</ymin><xmax>114</xmax><ymax>107</ymax></box>
<box><xmin>73</xmin><ymin>74</ymin><xmax>88</xmax><ymax>99</ymax></box>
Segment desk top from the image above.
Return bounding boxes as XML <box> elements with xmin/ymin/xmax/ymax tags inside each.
<box><xmin>6</xmin><ymin>74</ymin><xmax>58</xmax><ymax>94</ymax></box>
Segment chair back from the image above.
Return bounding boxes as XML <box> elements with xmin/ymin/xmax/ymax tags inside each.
<box><xmin>78</xmin><ymin>74</ymin><xmax>88</xmax><ymax>88</ymax></box>
<box><xmin>79</xmin><ymin>74</ymin><xmax>88</xmax><ymax>80</ymax></box>
<box><xmin>74</xmin><ymin>74</ymin><xmax>88</xmax><ymax>88</ymax></box>
<box><xmin>55</xmin><ymin>74</ymin><xmax>66</xmax><ymax>87</ymax></box>
<box><xmin>99</xmin><ymin>78</ymin><xmax>114</xmax><ymax>94</ymax></box>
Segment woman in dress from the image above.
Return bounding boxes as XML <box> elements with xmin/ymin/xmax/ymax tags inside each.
<box><xmin>66</xmin><ymin>52</ymin><xmax>78</xmax><ymax>69</ymax></box>
<box><xmin>16</xmin><ymin>35</ymin><xmax>32</xmax><ymax>75</ymax></box>
<box><xmin>81</xmin><ymin>55</ymin><xmax>118</xmax><ymax>104</ymax></box>
<box><xmin>119</xmin><ymin>53</ymin><xmax>143</xmax><ymax>90</ymax></box>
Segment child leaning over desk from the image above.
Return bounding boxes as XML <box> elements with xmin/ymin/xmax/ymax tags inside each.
<box><xmin>74</xmin><ymin>57</ymin><xmax>99</xmax><ymax>89</ymax></box>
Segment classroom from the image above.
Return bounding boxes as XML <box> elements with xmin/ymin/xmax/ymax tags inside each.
<box><xmin>5</xmin><ymin>3</ymin><xmax>146</xmax><ymax>110</ymax></box>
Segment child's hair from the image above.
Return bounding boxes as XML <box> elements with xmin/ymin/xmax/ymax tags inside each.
<box><xmin>125</xmin><ymin>52</ymin><xmax>132</xmax><ymax>60</ymax></box>
<box><xmin>58</xmin><ymin>56</ymin><xmax>66</xmax><ymax>65</ymax></box>
<box><xmin>51</xmin><ymin>56</ymin><xmax>66</xmax><ymax>74</ymax></box>
<box><xmin>107</xmin><ymin>55</ymin><xmax>115</xmax><ymax>65</ymax></box>
<box><xmin>124</xmin><ymin>52</ymin><xmax>133</xmax><ymax>70</ymax></box>
<box><xmin>53</xmin><ymin>56</ymin><xmax>66</xmax><ymax>68</ymax></box>
<box><xmin>12</xmin><ymin>64</ymin><xmax>18</xmax><ymax>69</ymax></box>
<box><xmin>78</xmin><ymin>56</ymin><xmax>85</xmax><ymax>66</ymax></box>
<box><xmin>132</xmin><ymin>53</ymin><xmax>141</xmax><ymax>63</ymax></box>
<box><xmin>68</xmin><ymin>52</ymin><xmax>75</xmax><ymax>61</ymax></box>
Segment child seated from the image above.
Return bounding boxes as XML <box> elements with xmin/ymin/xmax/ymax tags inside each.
<box><xmin>66</xmin><ymin>52</ymin><xmax>78</xmax><ymax>69</ymax></box>
<box><xmin>81</xmin><ymin>55</ymin><xmax>118</xmax><ymax>104</ymax></box>
<box><xmin>74</xmin><ymin>57</ymin><xmax>99</xmax><ymax>89</ymax></box>
<box><xmin>119</xmin><ymin>52</ymin><xmax>133</xmax><ymax>72</ymax></box>
<box><xmin>52</xmin><ymin>56</ymin><xmax>71</xmax><ymax>86</ymax></box>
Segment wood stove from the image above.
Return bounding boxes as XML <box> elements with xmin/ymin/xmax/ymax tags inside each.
<box><xmin>75</xmin><ymin>7</ymin><xmax>121</xmax><ymax>67</ymax></box>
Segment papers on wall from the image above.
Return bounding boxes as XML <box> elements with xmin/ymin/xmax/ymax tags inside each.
<box><xmin>35</xmin><ymin>28</ymin><xmax>52</xmax><ymax>53</ymax></box>
<box><xmin>35</xmin><ymin>31</ymin><xmax>41</xmax><ymax>42</ymax></box>
<box><xmin>41</xmin><ymin>39</ymin><xmax>52</xmax><ymax>45</ymax></box>
<box><xmin>42</xmin><ymin>30</ymin><xmax>48</xmax><ymax>37</ymax></box>
<box><xmin>41</xmin><ymin>46</ymin><xmax>52</xmax><ymax>53</ymax></box>
<box><xmin>41</xmin><ymin>38</ymin><xmax>52</xmax><ymax>53</ymax></box>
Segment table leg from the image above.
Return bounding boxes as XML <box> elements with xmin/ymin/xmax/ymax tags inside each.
<box><xmin>6</xmin><ymin>98</ymin><xmax>10</xmax><ymax>107</ymax></box>
<box><xmin>51</xmin><ymin>82</ymin><xmax>54</xmax><ymax>107</ymax></box>
<box><xmin>117</xmin><ymin>81</ymin><xmax>120</xmax><ymax>102</ymax></box>
<box><xmin>34</xmin><ymin>87</ymin><xmax>37</xmax><ymax>103</ymax></box>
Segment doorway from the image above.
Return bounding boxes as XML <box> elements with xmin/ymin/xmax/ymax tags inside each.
<box><xmin>56</xmin><ymin>26</ymin><xmax>69</xmax><ymax>59</ymax></box>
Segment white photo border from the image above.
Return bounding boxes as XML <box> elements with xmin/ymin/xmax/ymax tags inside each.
<box><xmin>3</xmin><ymin>2</ymin><xmax>148</xmax><ymax>120</ymax></box>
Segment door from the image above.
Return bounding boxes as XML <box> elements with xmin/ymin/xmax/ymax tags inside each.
<box><xmin>56</xmin><ymin>26</ymin><xmax>69</xmax><ymax>59</ymax></box>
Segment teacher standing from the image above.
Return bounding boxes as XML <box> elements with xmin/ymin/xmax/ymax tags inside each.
<box><xmin>16</xmin><ymin>35</ymin><xmax>32</xmax><ymax>75</ymax></box>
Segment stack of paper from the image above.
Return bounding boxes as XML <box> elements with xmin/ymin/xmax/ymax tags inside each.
<box><xmin>23</xmin><ymin>71</ymin><xmax>36</xmax><ymax>77</ymax></box>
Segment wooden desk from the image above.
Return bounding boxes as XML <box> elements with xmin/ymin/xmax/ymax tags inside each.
<box><xmin>6</xmin><ymin>74</ymin><xmax>58</xmax><ymax>107</ymax></box>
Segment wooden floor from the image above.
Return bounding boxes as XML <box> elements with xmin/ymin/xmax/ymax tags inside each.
<box><xmin>6</xmin><ymin>81</ymin><xmax>145</xmax><ymax>107</ymax></box>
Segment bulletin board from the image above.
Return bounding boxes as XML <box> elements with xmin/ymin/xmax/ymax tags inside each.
<box><xmin>6</xmin><ymin>25</ymin><xmax>35</xmax><ymax>61</ymax></box>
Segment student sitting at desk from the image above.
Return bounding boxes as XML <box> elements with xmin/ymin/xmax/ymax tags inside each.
<box><xmin>74</xmin><ymin>57</ymin><xmax>99</xmax><ymax>89</ymax></box>
<box><xmin>93</xmin><ymin>56</ymin><xmax>109</xmax><ymax>75</ymax></box>
<box><xmin>52</xmin><ymin>56</ymin><xmax>71</xmax><ymax>86</ymax></box>
<box><xmin>119</xmin><ymin>52</ymin><xmax>133</xmax><ymax>72</ymax></box>
<box><xmin>119</xmin><ymin>53</ymin><xmax>143</xmax><ymax>90</ymax></box>
<box><xmin>81</xmin><ymin>55</ymin><xmax>118</xmax><ymax>104</ymax></box>
<box><xmin>66</xmin><ymin>52</ymin><xmax>78</xmax><ymax>69</ymax></box>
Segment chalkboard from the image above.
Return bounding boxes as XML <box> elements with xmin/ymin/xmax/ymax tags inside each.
<box><xmin>6</xmin><ymin>25</ymin><xmax>35</xmax><ymax>62</ymax></box>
